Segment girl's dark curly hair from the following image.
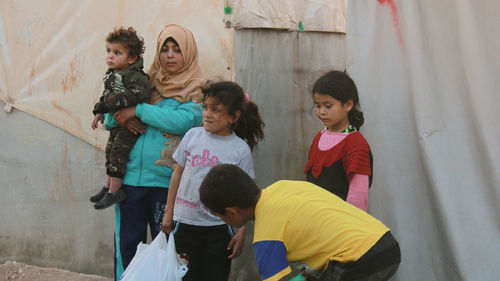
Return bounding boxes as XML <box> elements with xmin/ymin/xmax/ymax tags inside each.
<box><xmin>201</xmin><ymin>81</ymin><xmax>265</xmax><ymax>151</ymax></box>
<box><xmin>106</xmin><ymin>26</ymin><xmax>145</xmax><ymax>58</ymax></box>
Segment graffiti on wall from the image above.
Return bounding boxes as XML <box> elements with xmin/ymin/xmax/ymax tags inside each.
<box><xmin>378</xmin><ymin>0</ymin><xmax>403</xmax><ymax>45</ymax></box>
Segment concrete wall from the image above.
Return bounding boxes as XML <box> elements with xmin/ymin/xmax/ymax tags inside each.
<box><xmin>0</xmin><ymin>29</ymin><xmax>346</xmax><ymax>280</ymax></box>
<box><xmin>0</xmin><ymin>105</ymin><xmax>114</xmax><ymax>276</ymax></box>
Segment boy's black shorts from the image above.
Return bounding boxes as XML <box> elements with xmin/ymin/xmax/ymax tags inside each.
<box><xmin>317</xmin><ymin>231</ymin><xmax>401</xmax><ymax>281</ymax></box>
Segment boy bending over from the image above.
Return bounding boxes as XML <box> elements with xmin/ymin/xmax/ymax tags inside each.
<box><xmin>200</xmin><ymin>164</ymin><xmax>401</xmax><ymax>281</ymax></box>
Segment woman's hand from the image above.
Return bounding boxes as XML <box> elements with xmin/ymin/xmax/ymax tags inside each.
<box><xmin>161</xmin><ymin>210</ymin><xmax>174</xmax><ymax>234</ymax></box>
<box><xmin>114</xmin><ymin>106</ymin><xmax>137</xmax><ymax>126</ymax></box>
<box><xmin>123</xmin><ymin>118</ymin><xmax>146</xmax><ymax>135</ymax></box>
<box><xmin>227</xmin><ymin>225</ymin><xmax>247</xmax><ymax>259</ymax></box>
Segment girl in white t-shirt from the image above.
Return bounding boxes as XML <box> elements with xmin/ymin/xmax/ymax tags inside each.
<box><xmin>161</xmin><ymin>81</ymin><xmax>264</xmax><ymax>281</ymax></box>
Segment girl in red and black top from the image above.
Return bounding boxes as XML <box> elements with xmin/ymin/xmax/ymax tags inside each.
<box><xmin>305</xmin><ymin>70</ymin><xmax>373</xmax><ymax>211</ymax></box>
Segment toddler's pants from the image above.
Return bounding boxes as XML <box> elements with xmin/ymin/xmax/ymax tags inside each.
<box><xmin>105</xmin><ymin>127</ymin><xmax>140</xmax><ymax>178</ymax></box>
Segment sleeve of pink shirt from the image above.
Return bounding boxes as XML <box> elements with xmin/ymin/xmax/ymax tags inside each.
<box><xmin>346</xmin><ymin>173</ymin><xmax>369</xmax><ymax>211</ymax></box>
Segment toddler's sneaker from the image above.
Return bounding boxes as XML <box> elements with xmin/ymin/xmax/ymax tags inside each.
<box><xmin>90</xmin><ymin>186</ymin><xmax>108</xmax><ymax>203</ymax></box>
<box><xmin>94</xmin><ymin>189</ymin><xmax>127</xmax><ymax>209</ymax></box>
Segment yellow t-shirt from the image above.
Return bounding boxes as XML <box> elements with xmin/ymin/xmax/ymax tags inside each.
<box><xmin>253</xmin><ymin>180</ymin><xmax>389</xmax><ymax>281</ymax></box>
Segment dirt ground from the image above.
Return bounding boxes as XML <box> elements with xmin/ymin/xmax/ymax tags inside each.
<box><xmin>0</xmin><ymin>261</ymin><xmax>112</xmax><ymax>281</ymax></box>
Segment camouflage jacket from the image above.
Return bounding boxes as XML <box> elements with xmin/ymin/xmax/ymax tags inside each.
<box><xmin>93</xmin><ymin>57</ymin><xmax>151</xmax><ymax>115</ymax></box>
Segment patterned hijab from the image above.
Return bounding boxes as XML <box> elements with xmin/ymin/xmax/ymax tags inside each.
<box><xmin>148</xmin><ymin>24</ymin><xmax>204</xmax><ymax>105</ymax></box>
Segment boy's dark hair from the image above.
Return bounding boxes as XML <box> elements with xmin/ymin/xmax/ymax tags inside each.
<box><xmin>106</xmin><ymin>26</ymin><xmax>145</xmax><ymax>58</ymax></box>
<box><xmin>200</xmin><ymin>164</ymin><xmax>260</xmax><ymax>214</ymax></box>
<box><xmin>312</xmin><ymin>70</ymin><xmax>364</xmax><ymax>130</ymax></box>
<box><xmin>201</xmin><ymin>81</ymin><xmax>265</xmax><ymax>151</ymax></box>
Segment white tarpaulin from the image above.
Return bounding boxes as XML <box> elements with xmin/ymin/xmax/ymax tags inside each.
<box><xmin>0</xmin><ymin>0</ymin><xmax>233</xmax><ymax>150</ymax></box>
<box><xmin>224</xmin><ymin>0</ymin><xmax>346</xmax><ymax>33</ymax></box>
<box><xmin>230</xmin><ymin>1</ymin><xmax>500</xmax><ymax>280</ymax></box>
<box><xmin>347</xmin><ymin>1</ymin><xmax>500</xmax><ymax>280</ymax></box>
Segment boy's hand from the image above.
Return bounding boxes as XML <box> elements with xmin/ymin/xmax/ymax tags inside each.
<box><xmin>91</xmin><ymin>114</ymin><xmax>104</xmax><ymax>129</ymax></box>
<box><xmin>228</xmin><ymin>225</ymin><xmax>246</xmax><ymax>259</ymax></box>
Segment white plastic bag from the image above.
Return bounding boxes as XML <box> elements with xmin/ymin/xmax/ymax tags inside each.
<box><xmin>119</xmin><ymin>232</ymin><xmax>188</xmax><ymax>281</ymax></box>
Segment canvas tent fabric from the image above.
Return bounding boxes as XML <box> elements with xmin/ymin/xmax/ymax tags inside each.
<box><xmin>0</xmin><ymin>0</ymin><xmax>233</xmax><ymax>150</ymax></box>
<box><xmin>347</xmin><ymin>1</ymin><xmax>500</xmax><ymax>280</ymax></box>
<box><xmin>224</xmin><ymin>0</ymin><xmax>346</xmax><ymax>33</ymax></box>
<box><xmin>0</xmin><ymin>0</ymin><xmax>499</xmax><ymax>280</ymax></box>
<box><xmin>231</xmin><ymin>1</ymin><xmax>499</xmax><ymax>280</ymax></box>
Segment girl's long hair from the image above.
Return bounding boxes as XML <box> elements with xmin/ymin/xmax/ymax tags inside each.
<box><xmin>201</xmin><ymin>81</ymin><xmax>264</xmax><ymax>151</ymax></box>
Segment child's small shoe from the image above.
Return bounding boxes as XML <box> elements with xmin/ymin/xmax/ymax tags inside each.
<box><xmin>94</xmin><ymin>189</ymin><xmax>127</xmax><ymax>210</ymax></box>
<box><xmin>90</xmin><ymin>186</ymin><xmax>109</xmax><ymax>203</ymax></box>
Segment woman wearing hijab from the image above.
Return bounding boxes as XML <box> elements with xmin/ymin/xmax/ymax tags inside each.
<box><xmin>107</xmin><ymin>24</ymin><xmax>204</xmax><ymax>280</ymax></box>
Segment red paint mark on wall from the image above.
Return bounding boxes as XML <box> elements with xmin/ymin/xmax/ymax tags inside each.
<box><xmin>52</xmin><ymin>100</ymin><xmax>73</xmax><ymax>116</ymax></box>
<box><xmin>51</xmin><ymin>99</ymin><xmax>83</xmax><ymax>133</ymax></box>
<box><xmin>219</xmin><ymin>38</ymin><xmax>228</xmax><ymax>50</ymax></box>
<box><xmin>61</xmin><ymin>52</ymin><xmax>84</xmax><ymax>95</ymax></box>
<box><xmin>28</xmin><ymin>63</ymin><xmax>36</xmax><ymax>96</ymax></box>
<box><xmin>378</xmin><ymin>0</ymin><xmax>404</xmax><ymax>45</ymax></box>
<box><xmin>30</xmin><ymin>64</ymin><xmax>36</xmax><ymax>80</ymax></box>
